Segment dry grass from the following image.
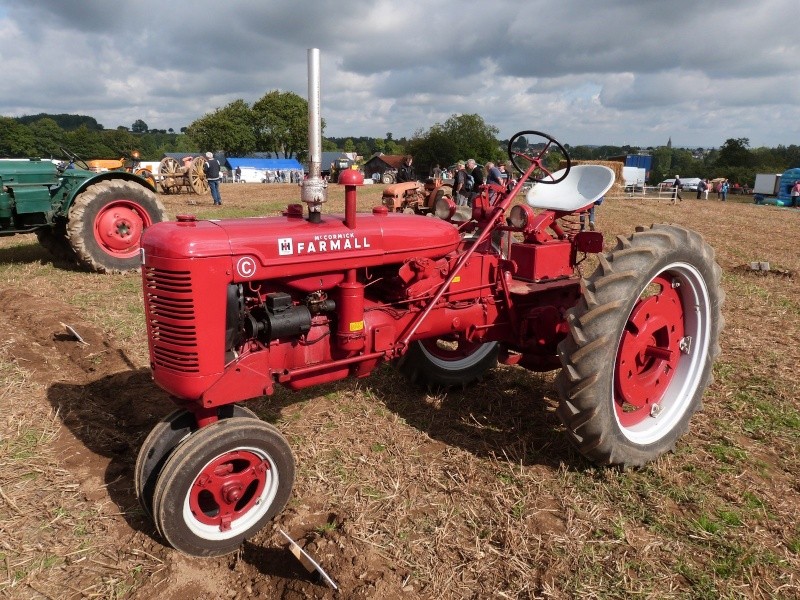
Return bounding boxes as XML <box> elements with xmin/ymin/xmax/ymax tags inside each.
<box><xmin>0</xmin><ymin>182</ymin><xmax>798</xmax><ymax>599</ymax></box>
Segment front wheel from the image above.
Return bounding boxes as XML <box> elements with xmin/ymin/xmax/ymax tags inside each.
<box><xmin>67</xmin><ymin>179</ymin><xmax>167</xmax><ymax>273</ymax></box>
<box><xmin>151</xmin><ymin>418</ymin><xmax>295</xmax><ymax>557</ymax></box>
<box><xmin>134</xmin><ymin>405</ymin><xmax>259</xmax><ymax>521</ymax></box>
<box><xmin>556</xmin><ymin>224</ymin><xmax>724</xmax><ymax>467</ymax></box>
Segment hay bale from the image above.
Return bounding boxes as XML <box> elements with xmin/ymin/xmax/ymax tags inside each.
<box><xmin>558</xmin><ymin>159</ymin><xmax>626</xmax><ymax>198</ymax></box>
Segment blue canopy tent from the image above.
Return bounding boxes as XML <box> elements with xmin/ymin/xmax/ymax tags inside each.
<box><xmin>226</xmin><ymin>157</ymin><xmax>304</xmax><ymax>183</ymax></box>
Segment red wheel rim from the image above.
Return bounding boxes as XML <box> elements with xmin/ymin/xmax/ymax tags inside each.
<box><xmin>614</xmin><ymin>275</ymin><xmax>685</xmax><ymax>427</ymax></box>
<box><xmin>93</xmin><ymin>200</ymin><xmax>152</xmax><ymax>258</ymax></box>
<box><xmin>188</xmin><ymin>450</ymin><xmax>269</xmax><ymax>532</ymax></box>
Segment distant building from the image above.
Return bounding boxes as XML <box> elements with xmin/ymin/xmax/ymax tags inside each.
<box><xmin>362</xmin><ymin>154</ymin><xmax>405</xmax><ymax>182</ymax></box>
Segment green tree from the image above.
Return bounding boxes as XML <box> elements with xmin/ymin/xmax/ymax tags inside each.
<box><xmin>0</xmin><ymin>117</ymin><xmax>36</xmax><ymax>156</ymax></box>
<box><xmin>717</xmin><ymin>138</ymin><xmax>753</xmax><ymax>168</ymax></box>
<box><xmin>406</xmin><ymin>114</ymin><xmax>501</xmax><ymax>174</ymax></box>
<box><xmin>321</xmin><ymin>138</ymin><xmax>339</xmax><ymax>151</ymax></box>
<box><xmin>186</xmin><ymin>99</ymin><xmax>256</xmax><ymax>156</ymax></box>
<box><xmin>343</xmin><ymin>138</ymin><xmax>355</xmax><ymax>152</ymax></box>
<box><xmin>28</xmin><ymin>118</ymin><xmax>65</xmax><ymax>158</ymax></box>
<box><xmin>131</xmin><ymin>119</ymin><xmax>149</xmax><ymax>134</ymax></box>
<box><xmin>385</xmin><ymin>140</ymin><xmax>404</xmax><ymax>155</ymax></box>
<box><xmin>102</xmin><ymin>127</ymin><xmax>139</xmax><ymax>158</ymax></box>
<box><xmin>63</xmin><ymin>125</ymin><xmax>114</xmax><ymax>158</ymax></box>
<box><xmin>252</xmin><ymin>90</ymin><xmax>312</xmax><ymax>159</ymax></box>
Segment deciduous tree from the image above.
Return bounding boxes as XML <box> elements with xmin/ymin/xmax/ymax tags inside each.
<box><xmin>186</xmin><ymin>99</ymin><xmax>256</xmax><ymax>156</ymax></box>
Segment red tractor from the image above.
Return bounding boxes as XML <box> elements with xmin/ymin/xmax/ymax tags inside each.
<box><xmin>136</xmin><ymin>127</ymin><xmax>723</xmax><ymax>557</ymax></box>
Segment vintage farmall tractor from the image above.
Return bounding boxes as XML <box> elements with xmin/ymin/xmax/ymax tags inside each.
<box><xmin>157</xmin><ymin>155</ymin><xmax>209</xmax><ymax>196</ymax></box>
<box><xmin>381</xmin><ymin>177</ymin><xmax>454</xmax><ymax>215</ymax></box>
<box><xmin>136</xmin><ymin>50</ymin><xmax>723</xmax><ymax>557</ymax></box>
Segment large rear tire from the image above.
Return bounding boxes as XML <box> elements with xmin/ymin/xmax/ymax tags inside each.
<box><xmin>555</xmin><ymin>225</ymin><xmax>724</xmax><ymax>467</ymax></box>
<box><xmin>66</xmin><ymin>179</ymin><xmax>167</xmax><ymax>273</ymax></box>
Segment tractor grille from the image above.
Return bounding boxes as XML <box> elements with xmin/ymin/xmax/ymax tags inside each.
<box><xmin>144</xmin><ymin>267</ymin><xmax>200</xmax><ymax>372</ymax></box>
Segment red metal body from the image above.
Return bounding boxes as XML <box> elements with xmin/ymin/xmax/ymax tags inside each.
<box><xmin>141</xmin><ymin>164</ymin><xmax>598</xmax><ymax>424</ymax></box>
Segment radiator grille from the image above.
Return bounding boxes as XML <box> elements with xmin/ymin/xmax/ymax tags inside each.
<box><xmin>144</xmin><ymin>267</ymin><xmax>200</xmax><ymax>372</ymax></box>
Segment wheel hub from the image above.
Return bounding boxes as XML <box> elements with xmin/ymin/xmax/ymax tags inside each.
<box><xmin>94</xmin><ymin>202</ymin><xmax>145</xmax><ymax>253</ymax></box>
<box><xmin>614</xmin><ymin>275</ymin><xmax>685</xmax><ymax>427</ymax></box>
<box><xmin>189</xmin><ymin>450</ymin><xmax>269</xmax><ymax>532</ymax></box>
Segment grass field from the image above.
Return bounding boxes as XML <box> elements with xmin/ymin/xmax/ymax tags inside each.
<box><xmin>0</xmin><ymin>181</ymin><xmax>798</xmax><ymax>599</ymax></box>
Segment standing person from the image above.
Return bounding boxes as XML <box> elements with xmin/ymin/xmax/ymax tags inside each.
<box><xmin>720</xmin><ymin>179</ymin><xmax>729</xmax><ymax>202</ymax></box>
<box><xmin>703</xmin><ymin>179</ymin><xmax>710</xmax><ymax>200</ymax></box>
<box><xmin>234</xmin><ymin>166</ymin><xmax>241</xmax><ymax>183</ymax></box>
<box><xmin>396</xmin><ymin>155</ymin><xmax>415</xmax><ymax>183</ymax></box>
<box><xmin>203</xmin><ymin>152</ymin><xmax>222</xmax><ymax>205</ymax></box>
<box><xmin>432</xmin><ymin>163</ymin><xmax>442</xmax><ymax>181</ymax></box>
<box><xmin>466</xmin><ymin>159</ymin><xmax>485</xmax><ymax>194</ymax></box>
<box><xmin>672</xmin><ymin>174</ymin><xmax>683</xmax><ymax>204</ymax></box>
<box><xmin>791</xmin><ymin>180</ymin><xmax>800</xmax><ymax>207</ymax></box>
<box><xmin>503</xmin><ymin>161</ymin><xmax>516</xmax><ymax>191</ymax></box>
<box><xmin>485</xmin><ymin>161</ymin><xmax>503</xmax><ymax>186</ymax></box>
<box><xmin>452</xmin><ymin>161</ymin><xmax>469</xmax><ymax>206</ymax></box>
<box><xmin>696</xmin><ymin>178</ymin><xmax>706</xmax><ymax>200</ymax></box>
<box><xmin>485</xmin><ymin>161</ymin><xmax>503</xmax><ymax>203</ymax></box>
<box><xmin>580</xmin><ymin>196</ymin><xmax>603</xmax><ymax>231</ymax></box>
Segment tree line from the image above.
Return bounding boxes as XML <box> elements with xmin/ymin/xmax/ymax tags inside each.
<box><xmin>3</xmin><ymin>101</ymin><xmax>798</xmax><ymax>187</ymax></box>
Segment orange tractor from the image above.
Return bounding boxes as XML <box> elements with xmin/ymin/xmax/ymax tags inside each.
<box><xmin>85</xmin><ymin>151</ymin><xmax>156</xmax><ymax>188</ymax></box>
<box><xmin>381</xmin><ymin>177</ymin><xmax>454</xmax><ymax>215</ymax></box>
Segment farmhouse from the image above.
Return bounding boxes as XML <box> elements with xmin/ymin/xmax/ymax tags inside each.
<box><xmin>362</xmin><ymin>154</ymin><xmax>405</xmax><ymax>181</ymax></box>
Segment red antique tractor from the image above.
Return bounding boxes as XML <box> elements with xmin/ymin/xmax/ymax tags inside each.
<box><xmin>134</xmin><ymin>51</ymin><xmax>722</xmax><ymax>558</ymax></box>
<box><xmin>136</xmin><ymin>130</ymin><xmax>723</xmax><ymax>557</ymax></box>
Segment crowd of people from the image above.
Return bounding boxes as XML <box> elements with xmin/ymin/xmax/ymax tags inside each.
<box><xmin>671</xmin><ymin>174</ymin><xmax>733</xmax><ymax>204</ymax></box>
<box><xmin>427</xmin><ymin>158</ymin><xmax>517</xmax><ymax>207</ymax></box>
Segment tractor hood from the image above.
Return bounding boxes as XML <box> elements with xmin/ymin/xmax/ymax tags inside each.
<box><xmin>142</xmin><ymin>210</ymin><xmax>462</xmax><ymax>282</ymax></box>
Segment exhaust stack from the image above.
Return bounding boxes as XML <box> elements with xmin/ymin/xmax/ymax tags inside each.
<box><xmin>300</xmin><ymin>48</ymin><xmax>327</xmax><ymax>223</ymax></box>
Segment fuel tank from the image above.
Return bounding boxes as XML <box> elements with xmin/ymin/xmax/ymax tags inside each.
<box><xmin>141</xmin><ymin>209</ymin><xmax>463</xmax><ymax>282</ymax></box>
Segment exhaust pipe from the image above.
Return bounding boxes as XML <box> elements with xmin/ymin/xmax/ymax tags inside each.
<box><xmin>301</xmin><ymin>48</ymin><xmax>327</xmax><ymax>223</ymax></box>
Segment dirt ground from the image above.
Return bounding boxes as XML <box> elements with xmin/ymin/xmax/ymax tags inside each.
<box><xmin>1</xmin><ymin>182</ymin><xmax>799</xmax><ymax>599</ymax></box>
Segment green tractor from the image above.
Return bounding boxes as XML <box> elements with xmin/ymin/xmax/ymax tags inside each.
<box><xmin>0</xmin><ymin>149</ymin><xmax>167</xmax><ymax>273</ymax></box>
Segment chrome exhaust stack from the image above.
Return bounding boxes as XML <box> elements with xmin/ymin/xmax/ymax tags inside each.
<box><xmin>300</xmin><ymin>48</ymin><xmax>327</xmax><ymax>223</ymax></box>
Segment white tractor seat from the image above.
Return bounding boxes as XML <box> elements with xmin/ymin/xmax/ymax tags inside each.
<box><xmin>525</xmin><ymin>165</ymin><xmax>615</xmax><ymax>212</ymax></box>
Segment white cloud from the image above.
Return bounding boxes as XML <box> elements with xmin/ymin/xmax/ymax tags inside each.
<box><xmin>0</xmin><ymin>0</ymin><xmax>798</xmax><ymax>147</ymax></box>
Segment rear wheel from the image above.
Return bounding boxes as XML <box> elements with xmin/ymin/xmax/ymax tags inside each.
<box><xmin>36</xmin><ymin>221</ymin><xmax>76</xmax><ymax>263</ymax></box>
<box><xmin>66</xmin><ymin>179</ymin><xmax>167</xmax><ymax>273</ymax></box>
<box><xmin>556</xmin><ymin>225</ymin><xmax>723</xmax><ymax>467</ymax></box>
<box><xmin>151</xmin><ymin>418</ymin><xmax>295</xmax><ymax>557</ymax></box>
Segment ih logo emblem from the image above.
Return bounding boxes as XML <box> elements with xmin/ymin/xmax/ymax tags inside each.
<box><xmin>278</xmin><ymin>238</ymin><xmax>293</xmax><ymax>256</ymax></box>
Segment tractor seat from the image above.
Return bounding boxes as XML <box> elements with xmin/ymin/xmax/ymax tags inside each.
<box><xmin>525</xmin><ymin>165</ymin><xmax>615</xmax><ymax>212</ymax></box>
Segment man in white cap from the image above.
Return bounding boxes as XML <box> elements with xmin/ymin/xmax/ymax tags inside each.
<box><xmin>203</xmin><ymin>151</ymin><xmax>222</xmax><ymax>205</ymax></box>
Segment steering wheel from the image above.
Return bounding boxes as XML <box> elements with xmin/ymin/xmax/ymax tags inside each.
<box><xmin>507</xmin><ymin>131</ymin><xmax>571</xmax><ymax>185</ymax></box>
<box><xmin>59</xmin><ymin>147</ymin><xmax>90</xmax><ymax>170</ymax></box>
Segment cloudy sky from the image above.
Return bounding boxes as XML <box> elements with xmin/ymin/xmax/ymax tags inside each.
<box><xmin>0</xmin><ymin>0</ymin><xmax>798</xmax><ymax>149</ymax></box>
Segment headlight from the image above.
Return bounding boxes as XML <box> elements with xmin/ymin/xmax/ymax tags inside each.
<box><xmin>434</xmin><ymin>196</ymin><xmax>456</xmax><ymax>220</ymax></box>
<box><xmin>508</xmin><ymin>204</ymin><xmax>534</xmax><ymax>228</ymax></box>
